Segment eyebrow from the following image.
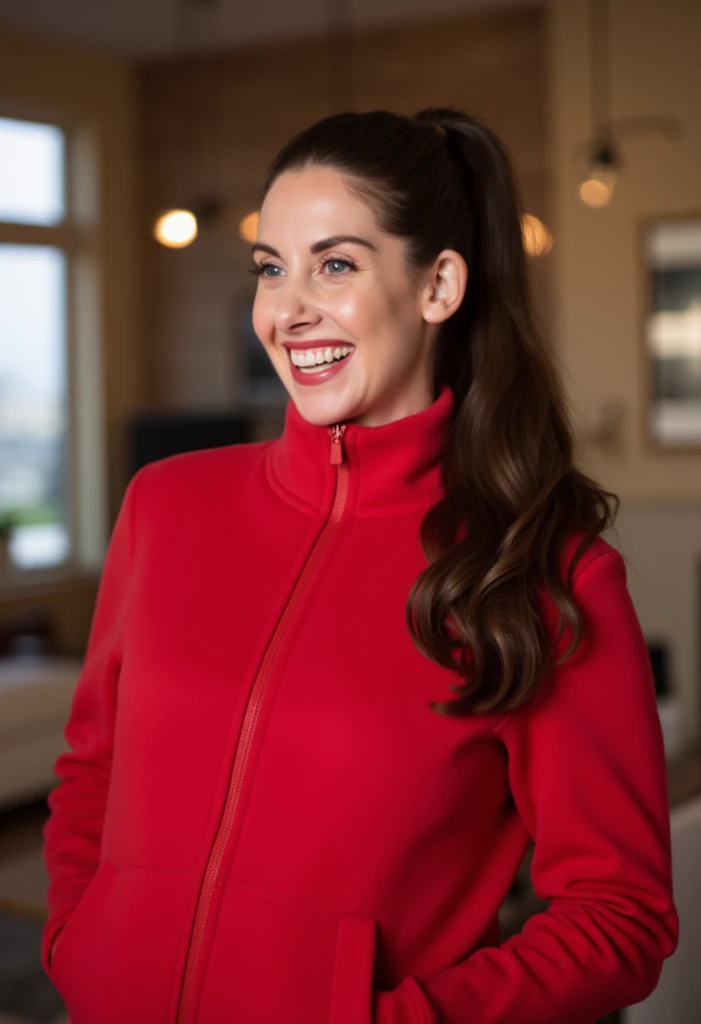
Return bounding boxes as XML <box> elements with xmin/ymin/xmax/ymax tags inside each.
<box><xmin>251</xmin><ymin>235</ymin><xmax>378</xmax><ymax>258</ymax></box>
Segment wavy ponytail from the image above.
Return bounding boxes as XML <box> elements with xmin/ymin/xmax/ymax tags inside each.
<box><xmin>260</xmin><ymin>106</ymin><xmax>619</xmax><ymax>716</ymax></box>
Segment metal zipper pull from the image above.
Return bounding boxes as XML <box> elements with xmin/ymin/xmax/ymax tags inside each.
<box><xmin>329</xmin><ymin>424</ymin><xmax>346</xmax><ymax>465</ymax></box>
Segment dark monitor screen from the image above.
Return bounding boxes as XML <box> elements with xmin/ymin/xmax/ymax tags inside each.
<box><xmin>127</xmin><ymin>411</ymin><xmax>252</xmax><ymax>476</ymax></box>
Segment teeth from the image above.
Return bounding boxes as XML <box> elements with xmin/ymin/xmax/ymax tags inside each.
<box><xmin>289</xmin><ymin>345</ymin><xmax>353</xmax><ymax>367</ymax></box>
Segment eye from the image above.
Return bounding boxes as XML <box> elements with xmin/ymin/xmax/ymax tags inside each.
<box><xmin>247</xmin><ymin>255</ymin><xmax>358</xmax><ymax>278</ymax></box>
<box><xmin>248</xmin><ymin>262</ymin><xmax>280</xmax><ymax>277</ymax></box>
<box><xmin>321</xmin><ymin>256</ymin><xmax>356</xmax><ymax>275</ymax></box>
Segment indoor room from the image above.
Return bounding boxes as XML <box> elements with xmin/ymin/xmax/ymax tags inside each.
<box><xmin>0</xmin><ymin>0</ymin><xmax>699</xmax><ymax>1022</ymax></box>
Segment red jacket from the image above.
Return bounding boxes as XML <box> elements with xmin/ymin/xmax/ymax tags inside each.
<box><xmin>42</xmin><ymin>382</ymin><xmax>678</xmax><ymax>1024</ymax></box>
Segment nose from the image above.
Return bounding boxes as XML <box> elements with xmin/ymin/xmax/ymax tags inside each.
<box><xmin>272</xmin><ymin>273</ymin><xmax>323</xmax><ymax>334</ymax></box>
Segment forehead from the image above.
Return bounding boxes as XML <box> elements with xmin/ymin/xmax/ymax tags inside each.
<box><xmin>259</xmin><ymin>166</ymin><xmax>377</xmax><ymax>233</ymax></box>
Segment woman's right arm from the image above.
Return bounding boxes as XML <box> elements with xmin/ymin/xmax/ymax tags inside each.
<box><xmin>42</xmin><ymin>467</ymin><xmax>146</xmax><ymax>974</ymax></box>
<box><xmin>50</xmin><ymin>929</ymin><xmax>63</xmax><ymax>964</ymax></box>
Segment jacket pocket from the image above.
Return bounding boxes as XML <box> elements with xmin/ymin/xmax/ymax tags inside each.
<box><xmin>49</xmin><ymin>859</ymin><xmax>119</xmax><ymax>982</ymax></box>
<box><xmin>48</xmin><ymin>859</ymin><xmax>199</xmax><ymax>1024</ymax></box>
<box><xmin>197</xmin><ymin>878</ymin><xmax>378</xmax><ymax>1024</ymax></box>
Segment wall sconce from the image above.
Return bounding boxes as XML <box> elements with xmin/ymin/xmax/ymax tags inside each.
<box><xmin>153</xmin><ymin>197</ymin><xmax>224</xmax><ymax>249</ymax></box>
<box><xmin>521</xmin><ymin>214</ymin><xmax>554</xmax><ymax>256</ymax></box>
<box><xmin>239</xmin><ymin>211</ymin><xmax>259</xmax><ymax>243</ymax></box>
<box><xmin>154</xmin><ymin>209</ymin><xmax>198</xmax><ymax>248</ymax></box>
<box><xmin>585</xmin><ymin>397</ymin><xmax>626</xmax><ymax>450</ymax></box>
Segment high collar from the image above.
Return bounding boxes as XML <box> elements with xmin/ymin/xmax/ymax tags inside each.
<box><xmin>265</xmin><ymin>383</ymin><xmax>454</xmax><ymax>517</ymax></box>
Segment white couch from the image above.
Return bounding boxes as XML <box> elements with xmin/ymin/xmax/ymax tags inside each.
<box><xmin>624</xmin><ymin>793</ymin><xmax>701</xmax><ymax>1024</ymax></box>
<box><xmin>0</xmin><ymin>654</ymin><xmax>83</xmax><ymax>811</ymax></box>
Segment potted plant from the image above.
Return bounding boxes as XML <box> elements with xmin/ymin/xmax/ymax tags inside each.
<box><xmin>0</xmin><ymin>509</ymin><xmax>20</xmax><ymax>575</ymax></box>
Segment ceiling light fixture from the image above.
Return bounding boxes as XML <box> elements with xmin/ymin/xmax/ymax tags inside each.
<box><xmin>153</xmin><ymin>0</ymin><xmax>224</xmax><ymax>248</ymax></box>
<box><xmin>237</xmin><ymin>0</ymin><xmax>356</xmax><ymax>246</ymax></box>
<box><xmin>573</xmin><ymin>0</ymin><xmax>680</xmax><ymax>209</ymax></box>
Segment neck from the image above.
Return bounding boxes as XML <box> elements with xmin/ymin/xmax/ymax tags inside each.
<box><xmin>327</xmin><ymin>380</ymin><xmax>439</xmax><ymax>430</ymax></box>
<box><xmin>266</xmin><ymin>383</ymin><xmax>455</xmax><ymax>517</ymax></box>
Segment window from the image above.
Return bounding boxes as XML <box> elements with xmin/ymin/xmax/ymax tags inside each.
<box><xmin>0</xmin><ymin>116</ymin><xmax>73</xmax><ymax>573</ymax></box>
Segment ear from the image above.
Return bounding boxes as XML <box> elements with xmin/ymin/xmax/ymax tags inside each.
<box><xmin>420</xmin><ymin>250</ymin><xmax>468</xmax><ymax>324</ymax></box>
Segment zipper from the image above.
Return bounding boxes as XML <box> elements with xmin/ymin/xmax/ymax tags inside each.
<box><xmin>175</xmin><ymin>421</ymin><xmax>349</xmax><ymax>1024</ymax></box>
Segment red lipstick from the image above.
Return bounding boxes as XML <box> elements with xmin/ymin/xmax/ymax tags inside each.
<box><xmin>286</xmin><ymin>342</ymin><xmax>356</xmax><ymax>386</ymax></box>
<box><xmin>282</xmin><ymin>339</ymin><xmax>355</xmax><ymax>351</ymax></box>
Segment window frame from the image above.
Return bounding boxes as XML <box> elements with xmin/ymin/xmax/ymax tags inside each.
<box><xmin>0</xmin><ymin>104</ymin><xmax>106</xmax><ymax>596</ymax></box>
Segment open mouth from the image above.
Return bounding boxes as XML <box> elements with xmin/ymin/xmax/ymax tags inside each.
<box><xmin>288</xmin><ymin>347</ymin><xmax>354</xmax><ymax>373</ymax></box>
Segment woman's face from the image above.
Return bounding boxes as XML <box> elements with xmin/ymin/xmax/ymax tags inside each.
<box><xmin>251</xmin><ymin>165</ymin><xmax>464</xmax><ymax>428</ymax></box>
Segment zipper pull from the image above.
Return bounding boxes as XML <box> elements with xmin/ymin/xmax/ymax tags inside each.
<box><xmin>329</xmin><ymin>424</ymin><xmax>346</xmax><ymax>465</ymax></box>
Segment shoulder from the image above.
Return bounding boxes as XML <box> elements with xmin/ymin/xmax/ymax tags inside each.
<box><xmin>129</xmin><ymin>439</ymin><xmax>274</xmax><ymax>518</ymax></box>
<box><xmin>534</xmin><ymin>527</ymin><xmax>628</xmax><ymax>647</ymax></box>
<box><xmin>557</xmin><ymin>526</ymin><xmax>626</xmax><ymax>587</ymax></box>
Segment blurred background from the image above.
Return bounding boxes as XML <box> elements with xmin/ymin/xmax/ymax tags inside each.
<box><xmin>0</xmin><ymin>0</ymin><xmax>699</xmax><ymax>1021</ymax></box>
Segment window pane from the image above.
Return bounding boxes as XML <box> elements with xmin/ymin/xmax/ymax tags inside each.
<box><xmin>0</xmin><ymin>117</ymin><xmax>65</xmax><ymax>226</ymax></box>
<box><xmin>0</xmin><ymin>244</ymin><xmax>70</xmax><ymax>570</ymax></box>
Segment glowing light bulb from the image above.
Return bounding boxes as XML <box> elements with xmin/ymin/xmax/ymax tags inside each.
<box><xmin>521</xmin><ymin>214</ymin><xmax>554</xmax><ymax>257</ymax></box>
<box><xmin>579</xmin><ymin>170</ymin><xmax>616</xmax><ymax>208</ymax></box>
<box><xmin>239</xmin><ymin>210</ymin><xmax>260</xmax><ymax>243</ymax></box>
<box><xmin>579</xmin><ymin>144</ymin><xmax>618</xmax><ymax>208</ymax></box>
<box><xmin>154</xmin><ymin>209</ymin><xmax>198</xmax><ymax>248</ymax></box>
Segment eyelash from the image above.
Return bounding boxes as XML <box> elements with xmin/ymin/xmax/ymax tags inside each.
<box><xmin>248</xmin><ymin>255</ymin><xmax>357</xmax><ymax>278</ymax></box>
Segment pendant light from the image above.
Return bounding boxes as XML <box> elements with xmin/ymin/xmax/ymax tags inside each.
<box><xmin>574</xmin><ymin>0</ymin><xmax>681</xmax><ymax>208</ymax></box>
<box><xmin>154</xmin><ymin>0</ymin><xmax>225</xmax><ymax>248</ymax></box>
<box><xmin>238</xmin><ymin>0</ymin><xmax>356</xmax><ymax>243</ymax></box>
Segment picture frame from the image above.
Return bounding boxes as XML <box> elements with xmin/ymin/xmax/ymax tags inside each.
<box><xmin>640</xmin><ymin>212</ymin><xmax>701</xmax><ymax>450</ymax></box>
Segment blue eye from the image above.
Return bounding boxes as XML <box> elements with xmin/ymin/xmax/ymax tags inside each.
<box><xmin>247</xmin><ymin>256</ymin><xmax>357</xmax><ymax>278</ymax></box>
<box><xmin>248</xmin><ymin>263</ymin><xmax>280</xmax><ymax>277</ymax></box>
<box><xmin>323</xmin><ymin>258</ymin><xmax>355</xmax><ymax>274</ymax></box>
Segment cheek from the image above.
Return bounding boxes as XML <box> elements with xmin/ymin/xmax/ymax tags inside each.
<box><xmin>251</xmin><ymin>293</ymin><xmax>272</xmax><ymax>344</ymax></box>
<box><xmin>334</xmin><ymin>286</ymin><xmax>391</xmax><ymax>332</ymax></box>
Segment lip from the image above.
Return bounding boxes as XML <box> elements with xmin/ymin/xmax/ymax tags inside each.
<box><xmin>288</xmin><ymin>345</ymin><xmax>355</xmax><ymax>386</ymax></box>
<box><xmin>281</xmin><ymin>339</ymin><xmax>355</xmax><ymax>351</ymax></box>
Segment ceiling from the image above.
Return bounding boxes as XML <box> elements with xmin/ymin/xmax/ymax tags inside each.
<box><xmin>0</xmin><ymin>0</ymin><xmax>538</xmax><ymax>58</ymax></box>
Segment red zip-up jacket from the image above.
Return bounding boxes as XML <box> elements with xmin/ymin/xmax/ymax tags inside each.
<box><xmin>42</xmin><ymin>382</ymin><xmax>678</xmax><ymax>1024</ymax></box>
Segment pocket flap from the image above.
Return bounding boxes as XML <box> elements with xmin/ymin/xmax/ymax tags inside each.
<box><xmin>197</xmin><ymin>879</ymin><xmax>378</xmax><ymax>1024</ymax></box>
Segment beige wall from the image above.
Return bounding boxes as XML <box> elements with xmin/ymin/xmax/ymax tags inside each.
<box><xmin>0</xmin><ymin>25</ymin><xmax>144</xmax><ymax>647</ymax></box>
<box><xmin>550</xmin><ymin>0</ymin><xmax>701</xmax><ymax>500</ymax></box>
<box><xmin>550</xmin><ymin>0</ymin><xmax>701</xmax><ymax>745</ymax></box>
<box><xmin>610</xmin><ymin>501</ymin><xmax>701</xmax><ymax>746</ymax></box>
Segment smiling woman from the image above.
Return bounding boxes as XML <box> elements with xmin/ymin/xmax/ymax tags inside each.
<box><xmin>42</xmin><ymin>106</ymin><xmax>678</xmax><ymax>1024</ymax></box>
<box><xmin>248</xmin><ymin>170</ymin><xmax>465</xmax><ymax>428</ymax></box>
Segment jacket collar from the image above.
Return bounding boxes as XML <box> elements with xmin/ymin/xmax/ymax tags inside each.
<box><xmin>266</xmin><ymin>383</ymin><xmax>455</xmax><ymax>516</ymax></box>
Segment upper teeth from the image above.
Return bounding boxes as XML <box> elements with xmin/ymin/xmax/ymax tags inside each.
<box><xmin>289</xmin><ymin>346</ymin><xmax>353</xmax><ymax>367</ymax></box>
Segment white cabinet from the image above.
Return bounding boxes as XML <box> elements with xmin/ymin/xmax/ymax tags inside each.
<box><xmin>623</xmin><ymin>794</ymin><xmax>701</xmax><ymax>1024</ymax></box>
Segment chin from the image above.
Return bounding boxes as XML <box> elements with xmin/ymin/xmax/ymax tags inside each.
<box><xmin>294</xmin><ymin>392</ymin><xmax>357</xmax><ymax>426</ymax></box>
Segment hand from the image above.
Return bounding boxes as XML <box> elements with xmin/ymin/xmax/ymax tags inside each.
<box><xmin>50</xmin><ymin>928</ymin><xmax>64</xmax><ymax>965</ymax></box>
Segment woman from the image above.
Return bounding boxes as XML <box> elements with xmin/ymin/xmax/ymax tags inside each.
<box><xmin>42</xmin><ymin>107</ymin><xmax>678</xmax><ymax>1024</ymax></box>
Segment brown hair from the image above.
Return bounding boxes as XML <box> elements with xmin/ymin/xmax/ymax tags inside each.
<box><xmin>259</xmin><ymin>106</ymin><xmax>619</xmax><ymax>716</ymax></box>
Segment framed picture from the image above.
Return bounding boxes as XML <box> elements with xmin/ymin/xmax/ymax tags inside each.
<box><xmin>234</xmin><ymin>290</ymin><xmax>288</xmax><ymax>408</ymax></box>
<box><xmin>641</xmin><ymin>212</ymin><xmax>701</xmax><ymax>449</ymax></box>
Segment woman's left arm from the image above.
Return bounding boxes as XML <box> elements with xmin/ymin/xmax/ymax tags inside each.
<box><xmin>374</xmin><ymin>549</ymin><xmax>679</xmax><ymax>1024</ymax></box>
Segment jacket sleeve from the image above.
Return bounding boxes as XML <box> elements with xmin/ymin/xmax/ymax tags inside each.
<box><xmin>374</xmin><ymin>548</ymin><xmax>679</xmax><ymax>1024</ymax></box>
<box><xmin>40</xmin><ymin>467</ymin><xmax>145</xmax><ymax>977</ymax></box>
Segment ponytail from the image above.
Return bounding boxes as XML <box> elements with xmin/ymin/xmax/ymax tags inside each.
<box><xmin>261</xmin><ymin>106</ymin><xmax>619</xmax><ymax>716</ymax></box>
